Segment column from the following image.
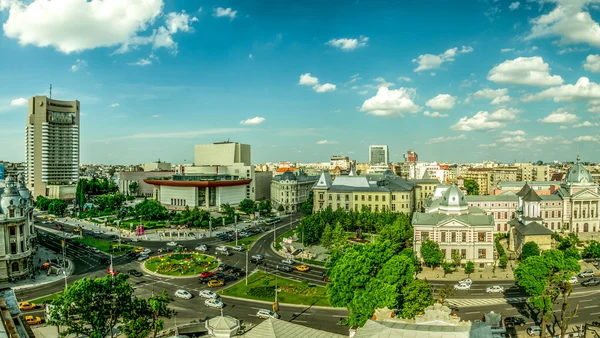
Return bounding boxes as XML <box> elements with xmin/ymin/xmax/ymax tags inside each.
<box><xmin>205</xmin><ymin>187</ymin><xmax>210</xmax><ymax>208</ymax></box>
<box><xmin>16</xmin><ymin>225</ymin><xmax>20</xmax><ymax>254</ymax></box>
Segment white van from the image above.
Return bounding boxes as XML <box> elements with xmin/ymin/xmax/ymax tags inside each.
<box><xmin>215</xmin><ymin>246</ymin><xmax>228</xmax><ymax>252</ymax></box>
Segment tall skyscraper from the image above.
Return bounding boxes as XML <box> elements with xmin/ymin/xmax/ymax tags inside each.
<box><xmin>26</xmin><ymin>96</ymin><xmax>80</xmax><ymax>198</ymax></box>
<box><xmin>369</xmin><ymin>145</ymin><xmax>389</xmax><ymax>165</ymax></box>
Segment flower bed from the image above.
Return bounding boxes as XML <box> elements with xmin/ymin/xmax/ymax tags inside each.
<box><xmin>144</xmin><ymin>253</ymin><xmax>218</xmax><ymax>276</ymax></box>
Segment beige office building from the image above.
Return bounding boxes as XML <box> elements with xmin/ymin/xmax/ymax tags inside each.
<box><xmin>26</xmin><ymin>96</ymin><xmax>80</xmax><ymax>199</ymax></box>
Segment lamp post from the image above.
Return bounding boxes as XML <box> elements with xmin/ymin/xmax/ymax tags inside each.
<box><xmin>62</xmin><ymin>229</ymin><xmax>67</xmax><ymax>291</ymax></box>
<box><xmin>245</xmin><ymin>250</ymin><xmax>248</xmax><ymax>286</ymax></box>
<box><xmin>209</xmin><ymin>219</ymin><xmax>212</xmax><ymax>238</ymax></box>
<box><xmin>234</xmin><ymin>215</ymin><xmax>238</xmax><ymax>247</ymax></box>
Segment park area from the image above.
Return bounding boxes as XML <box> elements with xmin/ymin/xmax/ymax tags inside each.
<box><xmin>144</xmin><ymin>253</ymin><xmax>218</xmax><ymax>276</ymax></box>
<box><xmin>219</xmin><ymin>271</ymin><xmax>331</xmax><ymax>307</ymax></box>
<box><xmin>73</xmin><ymin>237</ymin><xmax>136</xmax><ymax>254</ymax></box>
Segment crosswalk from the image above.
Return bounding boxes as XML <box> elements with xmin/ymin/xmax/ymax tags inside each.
<box><xmin>446</xmin><ymin>296</ymin><xmax>528</xmax><ymax>308</ymax></box>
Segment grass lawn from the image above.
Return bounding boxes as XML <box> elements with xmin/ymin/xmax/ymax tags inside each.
<box><xmin>274</xmin><ymin>229</ymin><xmax>296</xmax><ymax>250</ymax></box>
<box><xmin>144</xmin><ymin>253</ymin><xmax>218</xmax><ymax>276</ymax></box>
<box><xmin>119</xmin><ymin>219</ymin><xmax>168</xmax><ymax>230</ymax></box>
<box><xmin>226</xmin><ymin>232</ymin><xmax>265</xmax><ymax>249</ymax></box>
<box><xmin>73</xmin><ymin>237</ymin><xmax>135</xmax><ymax>254</ymax></box>
<box><xmin>30</xmin><ymin>292</ymin><xmax>62</xmax><ymax>304</ymax></box>
<box><xmin>219</xmin><ymin>271</ymin><xmax>331</xmax><ymax>307</ymax></box>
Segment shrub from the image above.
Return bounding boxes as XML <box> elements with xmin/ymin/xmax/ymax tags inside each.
<box><xmin>247</xmin><ymin>286</ymin><xmax>275</xmax><ymax>298</ymax></box>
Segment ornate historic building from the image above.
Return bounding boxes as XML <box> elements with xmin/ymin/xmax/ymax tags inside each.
<box><xmin>0</xmin><ymin>175</ymin><xmax>36</xmax><ymax>281</ymax></box>
<box><xmin>270</xmin><ymin>170</ymin><xmax>319</xmax><ymax>212</ymax></box>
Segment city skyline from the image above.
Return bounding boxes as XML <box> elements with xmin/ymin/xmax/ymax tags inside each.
<box><xmin>2</xmin><ymin>0</ymin><xmax>600</xmax><ymax>165</ymax></box>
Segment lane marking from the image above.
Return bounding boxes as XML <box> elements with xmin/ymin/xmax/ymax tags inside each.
<box><xmin>585</xmin><ymin>305</ymin><xmax>599</xmax><ymax>309</ymax></box>
<box><xmin>465</xmin><ymin>311</ymin><xmax>480</xmax><ymax>315</ymax></box>
<box><xmin>591</xmin><ymin>312</ymin><xmax>600</xmax><ymax>315</ymax></box>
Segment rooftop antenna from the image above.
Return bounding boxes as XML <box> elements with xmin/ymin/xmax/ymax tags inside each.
<box><xmin>49</xmin><ymin>84</ymin><xmax>52</xmax><ymax>99</ymax></box>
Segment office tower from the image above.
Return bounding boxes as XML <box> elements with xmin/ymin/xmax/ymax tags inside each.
<box><xmin>26</xmin><ymin>96</ymin><xmax>80</xmax><ymax>198</ymax></box>
<box><xmin>369</xmin><ymin>145</ymin><xmax>389</xmax><ymax>165</ymax></box>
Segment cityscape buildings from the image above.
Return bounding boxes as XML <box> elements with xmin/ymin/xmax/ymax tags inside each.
<box><xmin>270</xmin><ymin>170</ymin><xmax>318</xmax><ymax>212</ymax></box>
<box><xmin>368</xmin><ymin>145</ymin><xmax>389</xmax><ymax>165</ymax></box>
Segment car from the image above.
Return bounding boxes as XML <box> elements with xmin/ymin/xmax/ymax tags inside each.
<box><xmin>218</xmin><ymin>250</ymin><xmax>232</xmax><ymax>256</ymax></box>
<box><xmin>195</xmin><ymin>245</ymin><xmax>207</xmax><ymax>251</ymax></box>
<box><xmin>277</xmin><ymin>265</ymin><xmax>293</xmax><ymax>272</ymax></box>
<box><xmin>231</xmin><ymin>246</ymin><xmax>244</xmax><ymax>252</ymax></box>
<box><xmin>208</xmin><ymin>280</ymin><xmax>224</xmax><ymax>288</ymax></box>
<box><xmin>128</xmin><ymin>269</ymin><xmax>143</xmax><ymax>277</ymax></box>
<box><xmin>174</xmin><ymin>290</ymin><xmax>192</xmax><ymax>299</ymax></box>
<box><xmin>256</xmin><ymin>309</ymin><xmax>280</xmax><ymax>319</ymax></box>
<box><xmin>223</xmin><ymin>275</ymin><xmax>237</xmax><ymax>282</ymax></box>
<box><xmin>141</xmin><ymin>249</ymin><xmax>152</xmax><ymax>255</ymax></box>
<box><xmin>25</xmin><ymin>315</ymin><xmax>42</xmax><ymax>325</ymax></box>
<box><xmin>107</xmin><ymin>268</ymin><xmax>119</xmax><ymax>276</ymax></box>
<box><xmin>200</xmin><ymin>272</ymin><xmax>215</xmax><ymax>278</ymax></box>
<box><xmin>295</xmin><ymin>265</ymin><xmax>310</xmax><ymax>272</ymax></box>
<box><xmin>215</xmin><ymin>272</ymin><xmax>226</xmax><ymax>279</ymax></box>
<box><xmin>453</xmin><ymin>283</ymin><xmax>471</xmax><ymax>290</ymax></box>
<box><xmin>486</xmin><ymin>285</ymin><xmax>504</xmax><ymax>293</ymax></box>
<box><xmin>218</xmin><ymin>264</ymin><xmax>231</xmax><ymax>271</ymax></box>
<box><xmin>92</xmin><ymin>248</ymin><xmax>101</xmax><ymax>253</ymax></box>
<box><xmin>579</xmin><ymin>270</ymin><xmax>595</xmax><ymax>278</ymax></box>
<box><xmin>198</xmin><ymin>290</ymin><xmax>218</xmax><ymax>299</ymax></box>
<box><xmin>569</xmin><ymin>276</ymin><xmax>579</xmax><ymax>284</ymax></box>
<box><xmin>94</xmin><ymin>230</ymin><xmax>101</xmax><ymax>234</ymax></box>
<box><xmin>205</xmin><ymin>298</ymin><xmax>225</xmax><ymax>309</ymax></box>
<box><xmin>459</xmin><ymin>278</ymin><xmax>472</xmax><ymax>285</ymax></box>
<box><xmin>504</xmin><ymin>317</ymin><xmax>526</xmax><ymax>327</ymax></box>
<box><xmin>527</xmin><ymin>326</ymin><xmax>548</xmax><ymax>336</ymax></box>
<box><xmin>137</xmin><ymin>255</ymin><xmax>149</xmax><ymax>262</ymax></box>
<box><xmin>216</xmin><ymin>246</ymin><xmax>228</xmax><ymax>252</ymax></box>
<box><xmin>18</xmin><ymin>302</ymin><xmax>36</xmax><ymax>311</ymax></box>
<box><xmin>581</xmin><ymin>277</ymin><xmax>600</xmax><ymax>286</ymax></box>
<box><xmin>249</xmin><ymin>258</ymin><xmax>262</xmax><ymax>264</ymax></box>
<box><xmin>252</xmin><ymin>254</ymin><xmax>264</xmax><ymax>260</ymax></box>
<box><xmin>166</xmin><ymin>241</ymin><xmax>177</xmax><ymax>246</ymax></box>
<box><xmin>234</xmin><ymin>270</ymin><xmax>246</xmax><ymax>278</ymax></box>
<box><xmin>281</xmin><ymin>258</ymin><xmax>294</xmax><ymax>265</ymax></box>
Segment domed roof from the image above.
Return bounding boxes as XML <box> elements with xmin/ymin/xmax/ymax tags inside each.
<box><xmin>1</xmin><ymin>175</ymin><xmax>23</xmax><ymax>214</ymax></box>
<box><xmin>439</xmin><ymin>184</ymin><xmax>468</xmax><ymax>208</ymax></box>
<box><xmin>565</xmin><ymin>156</ymin><xmax>594</xmax><ymax>184</ymax></box>
<box><xmin>280</xmin><ymin>170</ymin><xmax>296</xmax><ymax>181</ymax></box>
<box><xmin>17</xmin><ymin>173</ymin><xmax>31</xmax><ymax>199</ymax></box>
<box><xmin>382</xmin><ymin>169</ymin><xmax>395</xmax><ymax>178</ymax></box>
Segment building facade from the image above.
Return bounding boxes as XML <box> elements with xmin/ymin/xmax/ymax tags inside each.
<box><xmin>26</xmin><ymin>96</ymin><xmax>80</xmax><ymax>199</ymax></box>
<box><xmin>369</xmin><ymin>145</ymin><xmax>389</xmax><ymax>165</ymax></box>
<box><xmin>270</xmin><ymin>171</ymin><xmax>318</xmax><ymax>212</ymax></box>
<box><xmin>0</xmin><ymin>175</ymin><xmax>36</xmax><ymax>282</ymax></box>
<box><xmin>464</xmin><ymin>168</ymin><xmax>492</xmax><ymax>195</ymax></box>
<box><xmin>117</xmin><ymin>170</ymin><xmax>175</xmax><ymax>197</ymax></box>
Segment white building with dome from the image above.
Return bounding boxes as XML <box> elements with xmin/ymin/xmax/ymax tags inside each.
<box><xmin>0</xmin><ymin>174</ymin><xmax>36</xmax><ymax>281</ymax></box>
<box><xmin>413</xmin><ymin>185</ymin><xmax>495</xmax><ymax>266</ymax></box>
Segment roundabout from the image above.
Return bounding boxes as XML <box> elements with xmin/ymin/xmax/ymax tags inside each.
<box><xmin>143</xmin><ymin>252</ymin><xmax>219</xmax><ymax>277</ymax></box>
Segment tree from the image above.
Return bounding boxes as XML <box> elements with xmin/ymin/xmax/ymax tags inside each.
<box><xmin>128</xmin><ymin>181</ymin><xmax>139</xmax><ymax>196</ymax></box>
<box><xmin>515</xmin><ymin>250</ymin><xmax>579</xmax><ymax>338</ymax></box>
<box><xmin>420</xmin><ymin>239</ymin><xmax>444</xmax><ymax>269</ymax></box>
<box><xmin>378</xmin><ymin>214</ymin><xmax>413</xmax><ymax>253</ymax></box>
<box><xmin>300</xmin><ymin>191</ymin><xmax>314</xmax><ymax>214</ymax></box>
<box><xmin>463</xmin><ymin>179</ymin><xmax>479</xmax><ymax>195</ymax></box>
<box><xmin>277</xmin><ymin>204</ymin><xmax>284</xmax><ymax>212</ymax></box>
<box><xmin>220</xmin><ymin>203</ymin><xmax>235</xmax><ymax>219</ymax></box>
<box><xmin>451</xmin><ymin>251</ymin><xmax>462</xmax><ymax>268</ymax></box>
<box><xmin>76</xmin><ymin>179</ymin><xmax>87</xmax><ymax>211</ymax></box>
<box><xmin>36</xmin><ymin>196</ymin><xmax>52</xmax><ymax>211</ymax></box>
<box><xmin>521</xmin><ymin>241</ymin><xmax>540</xmax><ymax>261</ymax></box>
<box><xmin>330</xmin><ymin>222</ymin><xmax>348</xmax><ymax>250</ymax></box>
<box><xmin>464</xmin><ymin>261</ymin><xmax>475</xmax><ymax>276</ymax></box>
<box><xmin>48</xmin><ymin>199</ymin><xmax>67</xmax><ymax>216</ymax></box>
<box><xmin>135</xmin><ymin>199</ymin><xmax>168</xmax><ymax>221</ymax></box>
<box><xmin>442</xmin><ymin>263</ymin><xmax>453</xmax><ymax>276</ymax></box>
<box><xmin>436</xmin><ymin>284</ymin><xmax>454</xmax><ymax>305</ymax></box>
<box><xmin>583</xmin><ymin>240</ymin><xmax>600</xmax><ymax>259</ymax></box>
<box><xmin>48</xmin><ymin>274</ymin><xmax>134</xmax><ymax>338</ymax></box>
<box><xmin>122</xmin><ymin>290</ymin><xmax>175</xmax><ymax>338</ymax></box>
<box><xmin>499</xmin><ymin>255</ymin><xmax>508</xmax><ymax>270</ymax></box>
<box><xmin>258</xmin><ymin>199</ymin><xmax>272</xmax><ymax>215</ymax></box>
<box><xmin>563</xmin><ymin>247</ymin><xmax>581</xmax><ymax>261</ymax></box>
<box><xmin>238</xmin><ymin>199</ymin><xmax>256</xmax><ymax>215</ymax></box>
<box><xmin>321</xmin><ymin>224</ymin><xmax>334</xmax><ymax>249</ymax></box>
<box><xmin>401</xmin><ymin>279</ymin><xmax>434</xmax><ymax>319</ymax></box>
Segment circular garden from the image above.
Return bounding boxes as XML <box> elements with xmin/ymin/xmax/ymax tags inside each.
<box><xmin>144</xmin><ymin>253</ymin><xmax>218</xmax><ymax>276</ymax></box>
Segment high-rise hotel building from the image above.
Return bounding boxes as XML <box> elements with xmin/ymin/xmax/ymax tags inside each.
<box><xmin>26</xmin><ymin>96</ymin><xmax>80</xmax><ymax>199</ymax></box>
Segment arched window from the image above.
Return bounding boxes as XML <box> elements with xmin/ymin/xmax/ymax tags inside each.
<box><xmin>11</xmin><ymin>262</ymin><xmax>19</xmax><ymax>273</ymax></box>
<box><xmin>584</xmin><ymin>223</ymin><xmax>589</xmax><ymax>232</ymax></box>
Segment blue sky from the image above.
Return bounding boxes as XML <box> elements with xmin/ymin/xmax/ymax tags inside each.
<box><xmin>1</xmin><ymin>0</ymin><xmax>600</xmax><ymax>165</ymax></box>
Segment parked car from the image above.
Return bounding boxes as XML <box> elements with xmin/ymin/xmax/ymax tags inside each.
<box><xmin>174</xmin><ymin>290</ymin><xmax>192</xmax><ymax>299</ymax></box>
<box><xmin>256</xmin><ymin>309</ymin><xmax>280</xmax><ymax>319</ymax></box>
<box><xmin>166</xmin><ymin>241</ymin><xmax>178</xmax><ymax>246</ymax></box>
<box><xmin>18</xmin><ymin>302</ymin><xmax>36</xmax><ymax>311</ymax></box>
<box><xmin>195</xmin><ymin>245</ymin><xmax>207</xmax><ymax>251</ymax></box>
<box><xmin>231</xmin><ymin>246</ymin><xmax>244</xmax><ymax>251</ymax></box>
<box><xmin>569</xmin><ymin>276</ymin><xmax>579</xmax><ymax>284</ymax></box>
<box><xmin>295</xmin><ymin>265</ymin><xmax>310</xmax><ymax>272</ymax></box>
<box><xmin>277</xmin><ymin>265</ymin><xmax>293</xmax><ymax>272</ymax></box>
<box><xmin>504</xmin><ymin>316</ymin><xmax>526</xmax><ymax>327</ymax></box>
<box><xmin>128</xmin><ymin>269</ymin><xmax>143</xmax><ymax>277</ymax></box>
<box><xmin>486</xmin><ymin>285</ymin><xmax>504</xmax><ymax>293</ymax></box>
<box><xmin>25</xmin><ymin>315</ymin><xmax>42</xmax><ymax>325</ymax></box>
<box><xmin>527</xmin><ymin>326</ymin><xmax>547</xmax><ymax>336</ymax></box>
<box><xmin>208</xmin><ymin>280</ymin><xmax>224</xmax><ymax>288</ymax></box>
<box><xmin>252</xmin><ymin>254</ymin><xmax>264</xmax><ymax>261</ymax></box>
<box><xmin>453</xmin><ymin>283</ymin><xmax>471</xmax><ymax>290</ymax></box>
<box><xmin>216</xmin><ymin>246</ymin><xmax>228</xmax><ymax>252</ymax></box>
<box><xmin>199</xmin><ymin>290</ymin><xmax>219</xmax><ymax>299</ymax></box>
<box><xmin>579</xmin><ymin>270</ymin><xmax>595</xmax><ymax>278</ymax></box>
<box><xmin>141</xmin><ymin>249</ymin><xmax>152</xmax><ymax>255</ymax></box>
<box><xmin>215</xmin><ymin>272</ymin><xmax>226</xmax><ymax>279</ymax></box>
<box><xmin>137</xmin><ymin>255</ymin><xmax>150</xmax><ymax>262</ymax></box>
<box><xmin>218</xmin><ymin>250</ymin><xmax>232</xmax><ymax>256</ymax></box>
<box><xmin>581</xmin><ymin>277</ymin><xmax>600</xmax><ymax>286</ymax></box>
<box><xmin>205</xmin><ymin>298</ymin><xmax>225</xmax><ymax>309</ymax></box>
<box><xmin>223</xmin><ymin>275</ymin><xmax>237</xmax><ymax>282</ymax></box>
<box><xmin>218</xmin><ymin>264</ymin><xmax>231</xmax><ymax>271</ymax></box>
<box><xmin>458</xmin><ymin>278</ymin><xmax>472</xmax><ymax>285</ymax></box>
<box><xmin>200</xmin><ymin>272</ymin><xmax>215</xmax><ymax>278</ymax></box>
<box><xmin>281</xmin><ymin>258</ymin><xmax>294</xmax><ymax>265</ymax></box>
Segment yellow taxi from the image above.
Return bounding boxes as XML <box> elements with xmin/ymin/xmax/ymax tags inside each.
<box><xmin>41</xmin><ymin>216</ymin><xmax>48</xmax><ymax>219</ymax></box>
<box><xmin>207</xmin><ymin>280</ymin><xmax>224</xmax><ymax>288</ymax></box>
<box><xmin>135</xmin><ymin>248</ymin><xmax>144</xmax><ymax>253</ymax></box>
<box><xmin>295</xmin><ymin>265</ymin><xmax>310</xmax><ymax>272</ymax></box>
<box><xmin>18</xmin><ymin>302</ymin><xmax>36</xmax><ymax>311</ymax></box>
<box><xmin>74</xmin><ymin>227</ymin><xmax>81</xmax><ymax>232</ymax></box>
<box><xmin>25</xmin><ymin>316</ymin><xmax>41</xmax><ymax>325</ymax></box>
<box><xmin>47</xmin><ymin>217</ymin><xmax>53</xmax><ymax>221</ymax></box>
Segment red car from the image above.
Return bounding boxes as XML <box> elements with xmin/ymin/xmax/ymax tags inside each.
<box><xmin>107</xmin><ymin>268</ymin><xmax>119</xmax><ymax>276</ymax></box>
<box><xmin>200</xmin><ymin>272</ymin><xmax>214</xmax><ymax>278</ymax></box>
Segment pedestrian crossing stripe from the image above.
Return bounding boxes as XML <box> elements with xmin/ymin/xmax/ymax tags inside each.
<box><xmin>446</xmin><ymin>297</ymin><xmax>528</xmax><ymax>308</ymax></box>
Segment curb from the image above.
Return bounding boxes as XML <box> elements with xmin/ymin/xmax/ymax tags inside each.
<box><xmin>139</xmin><ymin>253</ymin><xmax>221</xmax><ymax>279</ymax></box>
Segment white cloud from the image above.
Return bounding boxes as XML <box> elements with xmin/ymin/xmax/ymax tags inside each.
<box><xmin>10</xmin><ymin>97</ymin><xmax>27</xmax><ymax>107</ymax></box>
<box><xmin>312</xmin><ymin>83</ymin><xmax>336</xmax><ymax>93</ymax></box>
<box><xmin>240</xmin><ymin>116</ymin><xmax>266</xmax><ymax>125</ymax></box>
<box><xmin>423</xmin><ymin>111</ymin><xmax>448</xmax><ymax>118</ymax></box>
<box><xmin>412</xmin><ymin>46</ymin><xmax>473</xmax><ymax>72</ymax></box>
<box><xmin>501</xmin><ymin>48</ymin><xmax>515</xmax><ymax>52</ymax></box>
<box><xmin>588</xmin><ymin>105</ymin><xmax>600</xmax><ymax>113</ymax></box>
<box><xmin>316</xmin><ymin>140</ymin><xmax>339</xmax><ymax>145</ymax></box>
<box><xmin>538</xmin><ymin>108</ymin><xmax>579</xmax><ymax>124</ymax></box>
<box><xmin>479</xmin><ymin>143</ymin><xmax>497</xmax><ymax>147</ymax></box>
<box><xmin>165</xmin><ymin>11</ymin><xmax>196</xmax><ymax>34</ymax></box>
<box><xmin>298</xmin><ymin>73</ymin><xmax>319</xmax><ymax>86</ymax></box>
<box><xmin>426</xmin><ymin>134</ymin><xmax>466</xmax><ymax>144</ymax></box>
<box><xmin>558</xmin><ymin>47</ymin><xmax>589</xmax><ymax>55</ymax></box>
<box><xmin>397</xmin><ymin>76</ymin><xmax>412</xmax><ymax>82</ymax></box>
<box><xmin>532</xmin><ymin>136</ymin><xmax>572</xmax><ymax>144</ymax></box>
<box><xmin>213</xmin><ymin>7</ymin><xmax>237</xmax><ymax>19</ymax></box>
<box><xmin>487</xmin><ymin>56</ymin><xmax>564</xmax><ymax>86</ymax></box>
<box><xmin>1</xmin><ymin>0</ymin><xmax>165</xmax><ymax>54</ymax></box>
<box><xmin>358</xmin><ymin>90</ymin><xmax>369</xmax><ymax>95</ymax></box>
<box><xmin>345</xmin><ymin>74</ymin><xmax>361</xmax><ymax>86</ymax></box>
<box><xmin>70</xmin><ymin>59</ymin><xmax>87</xmax><ymax>72</ymax></box>
<box><xmin>425</xmin><ymin>94</ymin><xmax>457</xmax><ymax>110</ymax></box>
<box><xmin>466</xmin><ymin>88</ymin><xmax>510</xmax><ymax>104</ymax></box>
<box><xmin>498</xmin><ymin>135</ymin><xmax>526</xmax><ymax>143</ymax></box>
<box><xmin>109</xmin><ymin>103</ymin><xmax>120</xmax><ymax>108</ymax></box>
<box><xmin>527</xmin><ymin>0</ymin><xmax>600</xmax><ymax>48</ymax></box>
<box><xmin>373</xmin><ymin>77</ymin><xmax>395</xmax><ymax>88</ymax></box>
<box><xmin>501</xmin><ymin>130</ymin><xmax>526</xmax><ymax>136</ymax></box>
<box><xmin>489</xmin><ymin>108</ymin><xmax>522</xmax><ymax>121</ymax></box>
<box><xmin>509</xmin><ymin>2</ymin><xmax>520</xmax><ymax>10</ymax></box>
<box><xmin>523</xmin><ymin>77</ymin><xmax>600</xmax><ymax>102</ymax></box>
<box><xmin>326</xmin><ymin>36</ymin><xmax>368</xmax><ymax>51</ymax></box>
<box><xmin>574</xmin><ymin>121</ymin><xmax>600</xmax><ymax>128</ymax></box>
<box><xmin>491</xmin><ymin>95</ymin><xmax>511</xmax><ymax>104</ymax></box>
<box><xmin>129</xmin><ymin>58</ymin><xmax>152</xmax><ymax>66</ymax></box>
<box><xmin>574</xmin><ymin>135</ymin><xmax>599</xmax><ymax>142</ymax></box>
<box><xmin>451</xmin><ymin>111</ymin><xmax>506</xmax><ymax>131</ymax></box>
<box><xmin>360</xmin><ymin>87</ymin><xmax>421</xmax><ymax>117</ymax></box>
<box><xmin>151</xmin><ymin>114</ymin><xmax>160</xmax><ymax>118</ymax></box>
<box><xmin>560</xmin><ymin>125</ymin><xmax>569</xmax><ymax>129</ymax></box>
<box><xmin>584</xmin><ymin>54</ymin><xmax>600</xmax><ymax>72</ymax></box>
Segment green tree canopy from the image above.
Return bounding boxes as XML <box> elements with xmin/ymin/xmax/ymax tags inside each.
<box><xmin>464</xmin><ymin>261</ymin><xmax>475</xmax><ymax>276</ymax></box>
<box><xmin>135</xmin><ymin>199</ymin><xmax>169</xmax><ymax>221</ymax></box>
<box><xmin>378</xmin><ymin>214</ymin><xmax>413</xmax><ymax>253</ymax></box>
<box><xmin>400</xmin><ymin>279</ymin><xmax>434</xmax><ymax>319</ymax></box>
<box><xmin>258</xmin><ymin>199</ymin><xmax>272</xmax><ymax>215</ymax></box>
<box><xmin>48</xmin><ymin>199</ymin><xmax>67</xmax><ymax>216</ymax></box>
<box><xmin>238</xmin><ymin>199</ymin><xmax>256</xmax><ymax>215</ymax></box>
<box><xmin>420</xmin><ymin>239</ymin><xmax>444</xmax><ymax>269</ymax></box>
<box><xmin>128</xmin><ymin>181</ymin><xmax>139</xmax><ymax>196</ymax></box>
<box><xmin>122</xmin><ymin>290</ymin><xmax>175</xmax><ymax>338</ymax></box>
<box><xmin>300</xmin><ymin>191</ymin><xmax>314</xmax><ymax>214</ymax></box>
<box><xmin>76</xmin><ymin>179</ymin><xmax>87</xmax><ymax>211</ymax></box>
<box><xmin>321</xmin><ymin>224</ymin><xmax>334</xmax><ymax>249</ymax></box>
<box><xmin>521</xmin><ymin>241</ymin><xmax>540</xmax><ymax>261</ymax></box>
<box><xmin>583</xmin><ymin>240</ymin><xmax>600</xmax><ymax>259</ymax></box>
<box><xmin>463</xmin><ymin>179</ymin><xmax>479</xmax><ymax>195</ymax></box>
<box><xmin>220</xmin><ymin>203</ymin><xmax>235</xmax><ymax>219</ymax></box>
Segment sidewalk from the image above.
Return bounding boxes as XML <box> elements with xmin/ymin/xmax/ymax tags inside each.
<box><xmin>417</xmin><ymin>263</ymin><xmax>517</xmax><ymax>282</ymax></box>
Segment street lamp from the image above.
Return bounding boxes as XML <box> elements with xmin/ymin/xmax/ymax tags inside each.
<box><xmin>234</xmin><ymin>215</ymin><xmax>238</xmax><ymax>247</ymax></box>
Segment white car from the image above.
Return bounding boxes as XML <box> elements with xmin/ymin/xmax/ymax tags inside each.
<box><xmin>459</xmin><ymin>278</ymin><xmax>472</xmax><ymax>285</ymax></box>
<box><xmin>174</xmin><ymin>290</ymin><xmax>192</xmax><ymax>299</ymax></box>
<box><xmin>527</xmin><ymin>326</ymin><xmax>547</xmax><ymax>336</ymax></box>
<box><xmin>216</xmin><ymin>246</ymin><xmax>228</xmax><ymax>252</ymax></box>
<box><xmin>166</xmin><ymin>241</ymin><xmax>178</xmax><ymax>246</ymax></box>
<box><xmin>579</xmin><ymin>270</ymin><xmax>595</xmax><ymax>278</ymax></box>
<box><xmin>92</xmin><ymin>248</ymin><xmax>100</xmax><ymax>253</ymax></box>
<box><xmin>231</xmin><ymin>246</ymin><xmax>244</xmax><ymax>252</ymax></box>
<box><xmin>281</xmin><ymin>258</ymin><xmax>294</xmax><ymax>265</ymax></box>
<box><xmin>137</xmin><ymin>255</ymin><xmax>149</xmax><ymax>261</ymax></box>
<box><xmin>569</xmin><ymin>276</ymin><xmax>579</xmax><ymax>284</ymax></box>
<box><xmin>195</xmin><ymin>245</ymin><xmax>207</xmax><ymax>251</ymax></box>
<box><xmin>486</xmin><ymin>285</ymin><xmax>504</xmax><ymax>293</ymax></box>
<box><xmin>453</xmin><ymin>283</ymin><xmax>471</xmax><ymax>290</ymax></box>
<box><xmin>204</xmin><ymin>298</ymin><xmax>224</xmax><ymax>309</ymax></box>
<box><xmin>199</xmin><ymin>290</ymin><xmax>218</xmax><ymax>299</ymax></box>
<box><xmin>256</xmin><ymin>309</ymin><xmax>280</xmax><ymax>319</ymax></box>
<box><xmin>141</xmin><ymin>249</ymin><xmax>151</xmax><ymax>255</ymax></box>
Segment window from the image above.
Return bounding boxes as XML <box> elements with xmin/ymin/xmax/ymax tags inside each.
<box><xmin>497</xmin><ymin>224</ymin><xmax>501</xmax><ymax>232</ymax></box>
<box><xmin>375</xmin><ymin>205</ymin><xmax>379</xmax><ymax>211</ymax></box>
<box><xmin>462</xmin><ymin>231</ymin><xmax>467</xmax><ymax>242</ymax></box>
<box><xmin>504</xmin><ymin>212</ymin><xmax>508</xmax><ymax>219</ymax></box>
<box><xmin>451</xmin><ymin>232</ymin><xmax>457</xmax><ymax>242</ymax></box>
<box><xmin>478</xmin><ymin>249</ymin><xmax>487</xmax><ymax>259</ymax></box>
<box><xmin>441</xmin><ymin>232</ymin><xmax>447</xmax><ymax>242</ymax></box>
<box><xmin>382</xmin><ymin>196</ymin><xmax>386</xmax><ymax>202</ymax></box>
<box><xmin>354</xmin><ymin>195</ymin><xmax>358</xmax><ymax>201</ymax></box>
<box><xmin>319</xmin><ymin>202</ymin><xmax>323</xmax><ymax>209</ymax></box>
<box><xmin>558</xmin><ymin>211</ymin><xmax>561</xmax><ymax>217</ymax></box>
<box><xmin>319</xmin><ymin>193</ymin><xmax>324</xmax><ymax>200</ymax></box>
<box><xmin>451</xmin><ymin>249</ymin><xmax>458</xmax><ymax>258</ymax></box>
<box><xmin>545</xmin><ymin>211</ymin><xmax>549</xmax><ymax>218</ymax></box>
<box><xmin>11</xmin><ymin>262</ymin><xmax>19</xmax><ymax>273</ymax></box>
<box><xmin>584</xmin><ymin>223</ymin><xmax>589</xmax><ymax>232</ymax></box>
<box><xmin>551</xmin><ymin>222</ymin><xmax>554</xmax><ymax>230</ymax></box>
<box><xmin>9</xmin><ymin>227</ymin><xmax>15</xmax><ymax>236</ymax></box>
<box><xmin>368</xmin><ymin>196</ymin><xmax>372</xmax><ymax>201</ymax></box>
<box><xmin>504</xmin><ymin>224</ymin><xmax>508</xmax><ymax>231</ymax></box>
<box><xmin>336</xmin><ymin>194</ymin><xmax>340</xmax><ymax>201</ymax></box>
<box><xmin>583</xmin><ymin>210</ymin><xmax>587</xmax><ymax>218</ymax></box>
<box><xmin>421</xmin><ymin>231</ymin><xmax>429</xmax><ymax>241</ymax></box>
<box><xmin>441</xmin><ymin>249</ymin><xmax>447</xmax><ymax>258</ymax></box>
<box><xmin>461</xmin><ymin>249</ymin><xmax>466</xmax><ymax>259</ymax></box>
<box><xmin>345</xmin><ymin>195</ymin><xmax>349</xmax><ymax>201</ymax></box>
<box><xmin>375</xmin><ymin>195</ymin><xmax>379</xmax><ymax>202</ymax></box>
<box><xmin>328</xmin><ymin>195</ymin><xmax>332</xmax><ymax>201</ymax></box>
<box><xmin>392</xmin><ymin>195</ymin><xmax>396</xmax><ymax>201</ymax></box>
<box><xmin>478</xmin><ymin>232</ymin><xmax>486</xmax><ymax>242</ymax></box>
<box><xmin>361</xmin><ymin>195</ymin><xmax>365</xmax><ymax>201</ymax></box>
<box><xmin>391</xmin><ymin>204</ymin><xmax>396</xmax><ymax>211</ymax></box>
<box><xmin>10</xmin><ymin>243</ymin><xmax>16</xmax><ymax>254</ymax></box>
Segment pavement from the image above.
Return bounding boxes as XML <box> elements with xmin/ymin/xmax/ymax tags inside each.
<box><xmin>417</xmin><ymin>263</ymin><xmax>517</xmax><ymax>281</ymax></box>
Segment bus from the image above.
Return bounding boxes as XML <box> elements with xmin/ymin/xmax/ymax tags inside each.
<box><xmin>265</xmin><ymin>217</ymin><xmax>281</xmax><ymax>225</ymax></box>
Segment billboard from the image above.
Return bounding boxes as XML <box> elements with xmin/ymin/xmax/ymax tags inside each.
<box><xmin>0</xmin><ymin>164</ymin><xmax>4</xmax><ymax>180</ymax></box>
